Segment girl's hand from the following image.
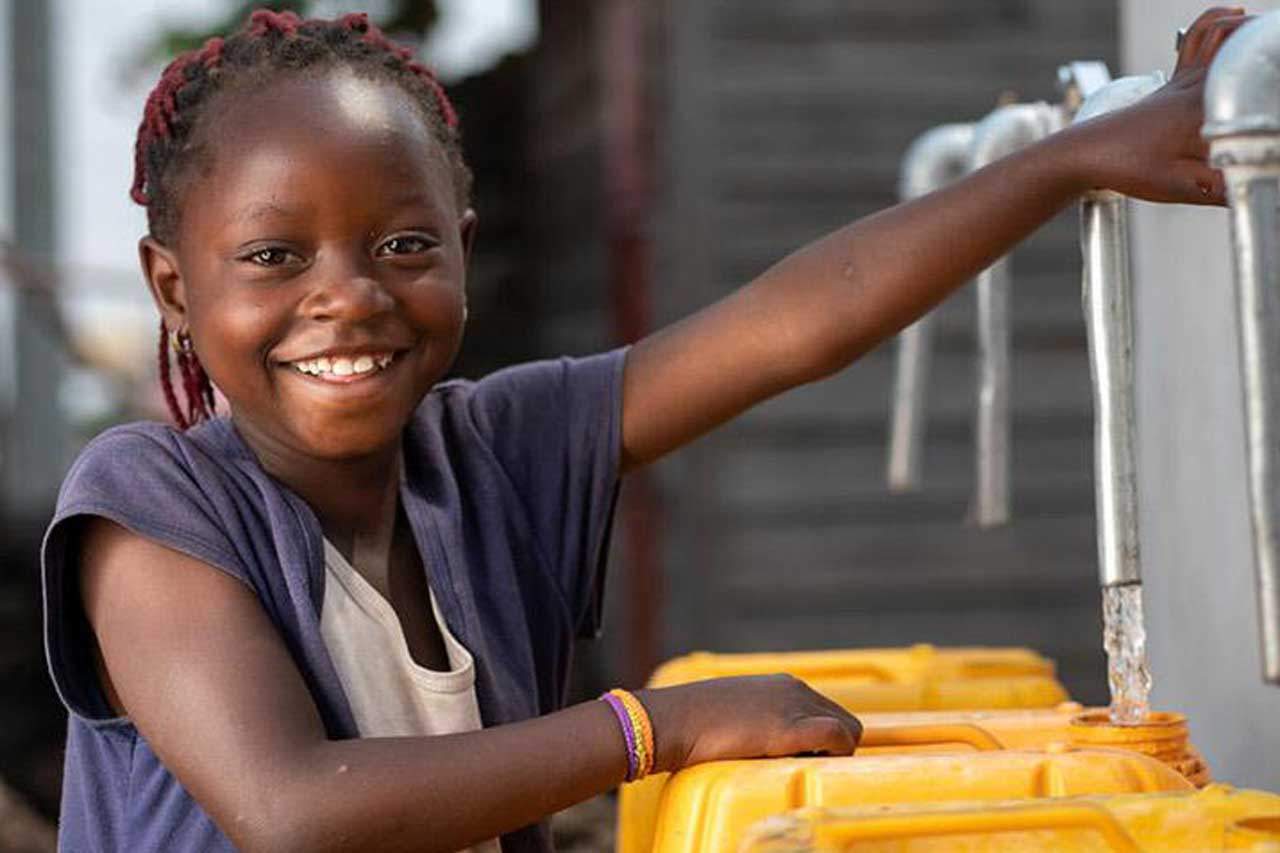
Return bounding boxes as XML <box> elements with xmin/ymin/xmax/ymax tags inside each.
<box><xmin>638</xmin><ymin>675</ymin><xmax>863</xmax><ymax>773</ymax></box>
<box><xmin>1072</xmin><ymin>6</ymin><xmax>1251</xmax><ymax>206</ymax></box>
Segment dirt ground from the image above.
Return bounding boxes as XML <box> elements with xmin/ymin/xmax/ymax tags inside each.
<box><xmin>551</xmin><ymin>795</ymin><xmax>617</xmax><ymax>852</ymax></box>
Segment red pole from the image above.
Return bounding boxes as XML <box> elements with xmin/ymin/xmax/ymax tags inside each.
<box><xmin>599</xmin><ymin>0</ymin><xmax>662</xmax><ymax>687</ymax></box>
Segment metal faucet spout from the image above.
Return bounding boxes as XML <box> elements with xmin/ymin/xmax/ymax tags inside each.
<box><xmin>968</xmin><ymin>103</ymin><xmax>1068</xmax><ymax>527</ymax></box>
<box><xmin>1204</xmin><ymin>9</ymin><xmax>1280</xmax><ymax>685</ymax></box>
<box><xmin>888</xmin><ymin>124</ymin><xmax>976</xmax><ymax>492</ymax></box>
<box><xmin>1072</xmin><ymin>72</ymin><xmax>1166</xmax><ymax>590</ymax></box>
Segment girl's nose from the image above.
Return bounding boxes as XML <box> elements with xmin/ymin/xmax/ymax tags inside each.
<box><xmin>301</xmin><ymin>260</ymin><xmax>394</xmax><ymax>324</ymax></box>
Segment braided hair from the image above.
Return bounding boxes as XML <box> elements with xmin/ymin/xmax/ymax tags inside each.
<box><xmin>132</xmin><ymin>9</ymin><xmax>470</xmax><ymax>429</ymax></box>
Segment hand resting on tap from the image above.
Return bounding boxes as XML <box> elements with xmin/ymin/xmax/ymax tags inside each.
<box><xmin>1066</xmin><ymin>6</ymin><xmax>1251</xmax><ymax>206</ymax></box>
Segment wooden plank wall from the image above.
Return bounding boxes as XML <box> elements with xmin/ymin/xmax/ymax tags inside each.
<box><xmin>530</xmin><ymin>0</ymin><xmax>615</xmax><ymax>360</ymax></box>
<box><xmin>533</xmin><ymin>0</ymin><xmax>1121</xmax><ymax>702</ymax></box>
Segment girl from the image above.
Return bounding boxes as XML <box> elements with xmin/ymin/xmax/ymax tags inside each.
<box><xmin>43</xmin><ymin>7</ymin><xmax>1244</xmax><ymax>852</ymax></box>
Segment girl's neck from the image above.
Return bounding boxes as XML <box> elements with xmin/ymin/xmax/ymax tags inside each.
<box><xmin>231</xmin><ymin>416</ymin><xmax>403</xmax><ymax>547</ymax></box>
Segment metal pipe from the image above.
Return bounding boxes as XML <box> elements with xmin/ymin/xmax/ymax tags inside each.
<box><xmin>968</xmin><ymin>103</ymin><xmax>1068</xmax><ymax>526</ymax></box>
<box><xmin>1072</xmin><ymin>73</ymin><xmax>1166</xmax><ymax>589</ymax></box>
<box><xmin>887</xmin><ymin>123</ymin><xmax>976</xmax><ymax>492</ymax></box>
<box><xmin>1204</xmin><ymin>10</ymin><xmax>1280</xmax><ymax>684</ymax></box>
<box><xmin>1081</xmin><ymin>194</ymin><xmax>1139</xmax><ymax>586</ymax></box>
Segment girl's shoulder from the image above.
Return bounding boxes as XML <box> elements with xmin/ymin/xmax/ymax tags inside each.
<box><xmin>51</xmin><ymin>418</ymin><xmax>278</xmax><ymax>587</ymax></box>
<box><xmin>58</xmin><ymin>417</ymin><xmax>251</xmax><ymax>507</ymax></box>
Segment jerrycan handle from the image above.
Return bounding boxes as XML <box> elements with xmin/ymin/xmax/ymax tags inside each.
<box><xmin>790</xmin><ymin>663</ymin><xmax>897</xmax><ymax>683</ymax></box>
<box><xmin>858</xmin><ymin>723</ymin><xmax>1005</xmax><ymax>752</ymax></box>
<box><xmin>815</xmin><ymin>801</ymin><xmax>1140</xmax><ymax>851</ymax></box>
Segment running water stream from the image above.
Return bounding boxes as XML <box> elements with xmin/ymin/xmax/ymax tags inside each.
<box><xmin>1103</xmin><ymin>583</ymin><xmax>1152</xmax><ymax>725</ymax></box>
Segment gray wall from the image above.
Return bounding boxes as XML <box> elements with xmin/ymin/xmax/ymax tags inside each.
<box><xmin>650</xmin><ymin>0</ymin><xmax>1120</xmax><ymax>703</ymax></box>
<box><xmin>1124</xmin><ymin>0</ymin><xmax>1280</xmax><ymax>790</ymax></box>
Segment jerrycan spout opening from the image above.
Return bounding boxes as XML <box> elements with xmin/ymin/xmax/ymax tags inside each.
<box><xmin>1069</xmin><ymin>709</ymin><xmax>1212</xmax><ymax>788</ymax></box>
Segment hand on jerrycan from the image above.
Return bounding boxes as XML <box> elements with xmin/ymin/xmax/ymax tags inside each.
<box><xmin>1069</xmin><ymin>6</ymin><xmax>1251</xmax><ymax>206</ymax></box>
<box><xmin>635</xmin><ymin>675</ymin><xmax>864</xmax><ymax>773</ymax></box>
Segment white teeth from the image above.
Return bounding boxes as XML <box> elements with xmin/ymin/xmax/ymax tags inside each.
<box><xmin>291</xmin><ymin>352</ymin><xmax>394</xmax><ymax>378</ymax></box>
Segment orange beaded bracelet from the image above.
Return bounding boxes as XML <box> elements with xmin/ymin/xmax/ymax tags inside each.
<box><xmin>602</xmin><ymin>688</ymin><xmax>655</xmax><ymax>781</ymax></box>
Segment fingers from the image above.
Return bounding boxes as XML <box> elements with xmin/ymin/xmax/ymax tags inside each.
<box><xmin>1176</xmin><ymin>7</ymin><xmax>1250</xmax><ymax>73</ymax></box>
<box><xmin>1178</xmin><ymin>6</ymin><xmax>1243</xmax><ymax>60</ymax></box>
<box><xmin>1180</xmin><ymin>162</ymin><xmax>1228</xmax><ymax>206</ymax></box>
<box><xmin>1197</xmin><ymin>13</ymin><xmax>1252</xmax><ymax>65</ymax></box>
<box><xmin>806</xmin><ymin>692</ymin><xmax>865</xmax><ymax>747</ymax></box>
<box><xmin>781</xmin><ymin>681</ymin><xmax>863</xmax><ymax>756</ymax></box>
<box><xmin>777</xmin><ymin>715</ymin><xmax>861</xmax><ymax>758</ymax></box>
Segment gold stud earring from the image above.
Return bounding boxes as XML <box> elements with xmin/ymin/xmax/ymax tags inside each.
<box><xmin>169</xmin><ymin>328</ymin><xmax>193</xmax><ymax>354</ymax></box>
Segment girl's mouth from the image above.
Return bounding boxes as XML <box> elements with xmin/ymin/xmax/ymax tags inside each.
<box><xmin>288</xmin><ymin>351</ymin><xmax>398</xmax><ymax>383</ymax></box>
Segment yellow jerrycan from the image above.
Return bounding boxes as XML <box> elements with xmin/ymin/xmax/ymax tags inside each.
<box><xmin>620</xmin><ymin>705</ymin><xmax>1210</xmax><ymax>853</ymax></box>
<box><xmin>856</xmin><ymin>706</ymin><xmax>1210</xmax><ymax>787</ymax></box>
<box><xmin>647</xmin><ymin>645</ymin><xmax>1069</xmax><ymax>712</ymax></box>
<box><xmin>739</xmin><ymin>783</ymin><xmax>1280</xmax><ymax>852</ymax></box>
<box><xmin>644</xmin><ymin>749</ymin><xmax>1192</xmax><ymax>853</ymax></box>
<box><xmin>622</xmin><ymin>646</ymin><xmax>1070</xmax><ymax>853</ymax></box>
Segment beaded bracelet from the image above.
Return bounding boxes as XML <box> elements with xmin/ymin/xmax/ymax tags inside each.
<box><xmin>616</xmin><ymin>689</ymin><xmax>655</xmax><ymax>777</ymax></box>
<box><xmin>601</xmin><ymin>688</ymin><xmax>655</xmax><ymax>781</ymax></box>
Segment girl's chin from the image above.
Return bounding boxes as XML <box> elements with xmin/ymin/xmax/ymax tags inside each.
<box><xmin>229</xmin><ymin>393</ymin><xmax>417</xmax><ymax>461</ymax></box>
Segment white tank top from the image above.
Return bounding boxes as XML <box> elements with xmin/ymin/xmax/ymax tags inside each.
<box><xmin>319</xmin><ymin>539</ymin><xmax>502</xmax><ymax>853</ymax></box>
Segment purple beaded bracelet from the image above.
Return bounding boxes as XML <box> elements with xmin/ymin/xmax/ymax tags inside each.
<box><xmin>602</xmin><ymin>691</ymin><xmax>640</xmax><ymax>781</ymax></box>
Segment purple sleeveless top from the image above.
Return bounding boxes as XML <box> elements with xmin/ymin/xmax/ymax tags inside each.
<box><xmin>42</xmin><ymin>350</ymin><xmax>627</xmax><ymax>852</ymax></box>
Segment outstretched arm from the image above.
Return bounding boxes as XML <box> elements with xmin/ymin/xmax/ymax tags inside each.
<box><xmin>619</xmin><ymin>7</ymin><xmax>1244</xmax><ymax>472</ymax></box>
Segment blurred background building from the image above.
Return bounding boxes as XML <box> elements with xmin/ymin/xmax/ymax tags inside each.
<box><xmin>1</xmin><ymin>0</ymin><xmax>1277</xmax><ymax>842</ymax></box>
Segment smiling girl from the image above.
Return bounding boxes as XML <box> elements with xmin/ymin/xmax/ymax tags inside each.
<box><xmin>41</xmin><ymin>7</ymin><xmax>1245</xmax><ymax>853</ymax></box>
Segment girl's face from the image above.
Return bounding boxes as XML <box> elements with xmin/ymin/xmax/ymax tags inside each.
<box><xmin>142</xmin><ymin>70</ymin><xmax>475</xmax><ymax>463</ymax></box>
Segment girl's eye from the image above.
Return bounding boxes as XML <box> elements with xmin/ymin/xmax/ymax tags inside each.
<box><xmin>377</xmin><ymin>235</ymin><xmax>434</xmax><ymax>257</ymax></box>
<box><xmin>244</xmin><ymin>247</ymin><xmax>295</xmax><ymax>267</ymax></box>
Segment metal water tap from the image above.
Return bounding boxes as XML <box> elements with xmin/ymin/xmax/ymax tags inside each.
<box><xmin>1203</xmin><ymin>10</ymin><xmax>1280</xmax><ymax>685</ymax></box>
<box><xmin>887</xmin><ymin>124</ymin><xmax>976</xmax><ymax>493</ymax></box>
<box><xmin>886</xmin><ymin>62</ymin><xmax>1110</xmax><ymax>529</ymax></box>
<box><xmin>967</xmin><ymin>100</ymin><xmax>1073</xmax><ymax>526</ymax></box>
<box><xmin>1070</xmin><ymin>72</ymin><xmax>1168</xmax><ymax>592</ymax></box>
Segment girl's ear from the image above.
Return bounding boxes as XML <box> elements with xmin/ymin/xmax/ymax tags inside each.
<box><xmin>138</xmin><ymin>236</ymin><xmax>187</xmax><ymax>329</ymax></box>
<box><xmin>458</xmin><ymin>209</ymin><xmax>479</xmax><ymax>268</ymax></box>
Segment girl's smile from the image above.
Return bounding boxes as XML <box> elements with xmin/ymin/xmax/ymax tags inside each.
<box><xmin>140</xmin><ymin>69</ymin><xmax>476</xmax><ymax>466</ymax></box>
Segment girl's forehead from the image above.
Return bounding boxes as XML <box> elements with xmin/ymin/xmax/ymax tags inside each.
<box><xmin>176</xmin><ymin>72</ymin><xmax>457</xmax><ymax>246</ymax></box>
<box><xmin>327</xmin><ymin>71</ymin><xmax>409</xmax><ymax>130</ymax></box>
<box><xmin>194</xmin><ymin>71</ymin><xmax>452</xmax><ymax>200</ymax></box>
<box><xmin>203</xmin><ymin>69</ymin><xmax>442</xmax><ymax>166</ymax></box>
